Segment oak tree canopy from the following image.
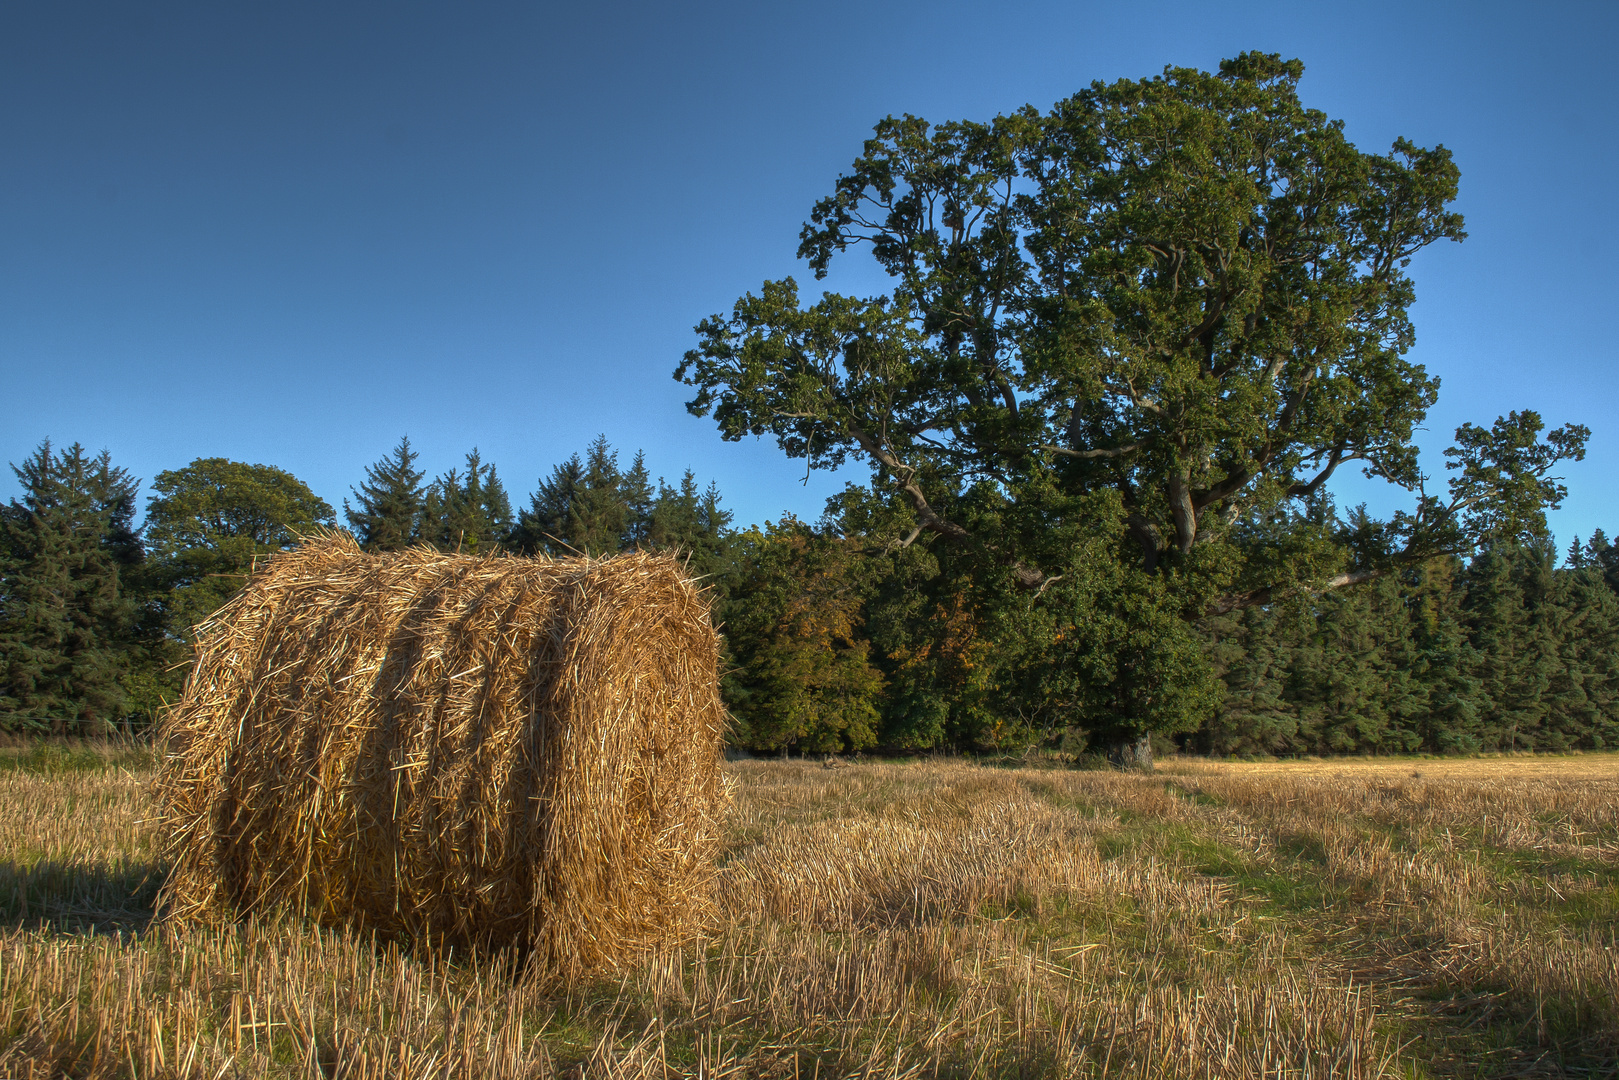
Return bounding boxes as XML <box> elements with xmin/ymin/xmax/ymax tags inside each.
<box><xmin>678</xmin><ymin>53</ymin><xmax>1585</xmax><ymax>614</ymax></box>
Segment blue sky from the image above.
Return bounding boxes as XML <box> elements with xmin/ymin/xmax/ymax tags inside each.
<box><xmin>3</xmin><ymin>1</ymin><xmax>1614</xmax><ymax>545</ymax></box>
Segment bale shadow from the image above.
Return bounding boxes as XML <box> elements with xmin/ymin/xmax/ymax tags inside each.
<box><xmin>0</xmin><ymin>856</ymin><xmax>163</xmax><ymax>936</ymax></box>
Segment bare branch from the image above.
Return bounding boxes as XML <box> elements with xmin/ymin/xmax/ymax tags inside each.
<box><xmin>1286</xmin><ymin>445</ymin><xmax>1359</xmax><ymax>498</ymax></box>
<box><xmin>1322</xmin><ymin>570</ymin><xmax>1380</xmax><ymax>590</ymax></box>
<box><xmin>1038</xmin><ymin>443</ymin><xmax>1142</xmax><ymax>460</ymax></box>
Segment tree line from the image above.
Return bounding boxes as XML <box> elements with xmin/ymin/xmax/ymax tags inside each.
<box><xmin>0</xmin><ymin>434</ymin><xmax>728</xmax><ymax>734</ymax></box>
<box><xmin>2</xmin><ymin>432</ymin><xmax>1616</xmax><ymax>757</ymax></box>
<box><xmin>6</xmin><ymin>52</ymin><xmax>1612</xmax><ymax>759</ymax></box>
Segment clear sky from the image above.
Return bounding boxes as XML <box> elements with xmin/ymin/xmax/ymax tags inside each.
<box><xmin>3</xmin><ymin>1</ymin><xmax>1614</xmax><ymax>545</ymax></box>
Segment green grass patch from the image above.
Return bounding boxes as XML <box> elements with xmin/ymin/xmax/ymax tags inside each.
<box><xmin>0</xmin><ymin>740</ymin><xmax>154</xmax><ymax>776</ymax></box>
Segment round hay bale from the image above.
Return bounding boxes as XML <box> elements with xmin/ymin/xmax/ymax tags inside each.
<box><xmin>154</xmin><ymin>532</ymin><xmax>727</xmax><ymax>977</ymax></box>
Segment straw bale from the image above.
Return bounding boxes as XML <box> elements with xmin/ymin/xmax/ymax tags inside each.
<box><xmin>155</xmin><ymin>532</ymin><xmax>727</xmax><ymax>977</ymax></box>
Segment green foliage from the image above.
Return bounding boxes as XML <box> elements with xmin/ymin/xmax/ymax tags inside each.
<box><xmin>678</xmin><ymin>53</ymin><xmax>1589</xmax><ymax>748</ymax></box>
<box><xmin>144</xmin><ymin>458</ymin><xmax>334</xmax><ymax>638</ymax></box>
<box><xmin>0</xmin><ymin>442</ymin><xmax>142</xmax><ymax>733</ymax></box>
<box><xmin>719</xmin><ymin>520</ymin><xmax>885</xmax><ymax>753</ymax></box>
<box><xmin>345</xmin><ymin>436</ymin><xmax>427</xmax><ymax>551</ymax></box>
<box><xmin>680</xmin><ymin>53</ymin><xmax>1477</xmax><ymax>583</ymax></box>
<box><xmin>510</xmin><ymin>437</ymin><xmax>738</xmax><ymax>593</ymax></box>
<box><xmin>645</xmin><ymin>471</ymin><xmax>737</xmax><ymax>597</ymax></box>
<box><xmin>1198</xmin><ymin>545</ymin><xmax>1619</xmax><ymax>755</ymax></box>
<box><xmin>1444</xmin><ymin>412</ymin><xmax>1589</xmax><ymax>547</ymax></box>
<box><xmin>513</xmin><ymin>437</ymin><xmax>643</xmax><ymax>557</ymax></box>
<box><xmin>1539</xmin><ymin>565</ymin><xmax>1619</xmax><ymax>749</ymax></box>
<box><xmin>1570</xmin><ymin>529</ymin><xmax>1619</xmax><ymax>598</ymax></box>
<box><xmin>6</xmin><ymin>423</ymin><xmax>1612</xmax><ymax>756</ymax></box>
<box><xmin>420</xmin><ymin>449</ymin><xmax>513</xmax><ymax>554</ymax></box>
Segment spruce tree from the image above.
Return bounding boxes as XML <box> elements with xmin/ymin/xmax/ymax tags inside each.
<box><xmin>1375</xmin><ymin>573</ymin><xmax>1428</xmax><ymax>751</ymax></box>
<box><xmin>1201</xmin><ymin>602</ymin><xmax>1300</xmax><ymax>755</ymax></box>
<box><xmin>1585</xmin><ymin>530</ymin><xmax>1619</xmax><ymax>597</ymax></box>
<box><xmin>1462</xmin><ymin>546</ymin><xmax>1553</xmax><ymax>750</ymax></box>
<box><xmin>0</xmin><ymin>441</ymin><xmax>140</xmax><ymax>733</ymax></box>
<box><xmin>570</xmin><ymin>437</ymin><xmax>633</xmax><ymax>555</ymax></box>
<box><xmin>1279</xmin><ymin>598</ymin><xmax>1330</xmax><ymax>752</ymax></box>
<box><xmin>1416</xmin><ymin>620</ymin><xmax>1486</xmax><ymax>753</ymax></box>
<box><xmin>512</xmin><ymin>454</ymin><xmax>585</xmax><ymax>555</ymax></box>
<box><xmin>1406</xmin><ymin>558</ymin><xmax>1486</xmax><ymax>752</ymax></box>
<box><xmin>621</xmin><ymin>451</ymin><xmax>654</xmax><ymax>549</ymax></box>
<box><xmin>421</xmin><ymin>450</ymin><xmax>514</xmax><ymax>554</ymax></box>
<box><xmin>511</xmin><ymin>437</ymin><xmax>643</xmax><ymax>557</ymax></box>
<box><xmin>1312</xmin><ymin>587</ymin><xmax>1394</xmax><ymax>752</ymax></box>
<box><xmin>345</xmin><ymin>436</ymin><xmax>425</xmax><ymax>550</ymax></box>
<box><xmin>1538</xmin><ymin>562</ymin><xmax>1619</xmax><ymax>749</ymax></box>
<box><xmin>648</xmin><ymin>471</ymin><xmax>736</xmax><ymax>590</ymax></box>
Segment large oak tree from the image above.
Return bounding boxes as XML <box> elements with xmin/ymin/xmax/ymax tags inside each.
<box><xmin>678</xmin><ymin>54</ymin><xmax>1587</xmax><ymax>758</ymax></box>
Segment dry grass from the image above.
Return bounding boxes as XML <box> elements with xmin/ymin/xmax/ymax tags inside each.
<box><xmin>1</xmin><ymin>748</ymin><xmax>1615</xmax><ymax>1078</ymax></box>
<box><xmin>156</xmin><ymin>535</ymin><xmax>726</xmax><ymax>978</ymax></box>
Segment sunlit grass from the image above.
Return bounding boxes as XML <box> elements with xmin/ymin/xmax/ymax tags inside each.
<box><xmin>0</xmin><ymin>748</ymin><xmax>1614</xmax><ymax>1077</ymax></box>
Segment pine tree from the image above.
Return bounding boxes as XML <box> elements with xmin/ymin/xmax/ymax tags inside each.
<box><xmin>0</xmin><ymin>441</ymin><xmax>140</xmax><ymax>733</ymax></box>
<box><xmin>1406</xmin><ymin>558</ymin><xmax>1486</xmax><ymax>752</ymax></box>
<box><xmin>647</xmin><ymin>472</ymin><xmax>736</xmax><ymax>591</ymax></box>
<box><xmin>421</xmin><ymin>450</ymin><xmax>513</xmax><ymax>553</ymax></box>
<box><xmin>1375</xmin><ymin>573</ymin><xmax>1429</xmax><ymax>751</ymax></box>
<box><xmin>1416</xmin><ymin>621</ymin><xmax>1486</xmax><ymax>752</ymax></box>
<box><xmin>1277</xmin><ymin>599</ymin><xmax>1329</xmax><ymax>752</ymax></box>
<box><xmin>1312</xmin><ymin>587</ymin><xmax>1394</xmax><ymax>752</ymax></box>
<box><xmin>569</xmin><ymin>437</ymin><xmax>632</xmax><ymax>555</ymax></box>
<box><xmin>1538</xmin><ymin>565</ymin><xmax>1619</xmax><ymax>748</ymax></box>
<box><xmin>1585</xmin><ymin>530</ymin><xmax>1619</xmax><ymax>597</ymax></box>
<box><xmin>1463</xmin><ymin>545</ymin><xmax>1553</xmax><ymax>750</ymax></box>
<box><xmin>345</xmin><ymin>436</ymin><xmax>425</xmax><ymax>551</ymax></box>
<box><xmin>512</xmin><ymin>455</ymin><xmax>585</xmax><ymax>555</ymax></box>
<box><xmin>1201</xmin><ymin>603</ymin><xmax>1300</xmax><ymax>755</ymax></box>
<box><xmin>621</xmin><ymin>451</ymin><xmax>654</xmax><ymax>550</ymax></box>
<box><xmin>511</xmin><ymin>437</ymin><xmax>651</xmax><ymax>557</ymax></box>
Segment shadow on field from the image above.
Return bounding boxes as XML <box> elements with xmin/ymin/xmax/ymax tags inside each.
<box><xmin>0</xmin><ymin>856</ymin><xmax>163</xmax><ymax>935</ymax></box>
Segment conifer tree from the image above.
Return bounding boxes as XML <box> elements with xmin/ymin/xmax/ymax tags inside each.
<box><xmin>569</xmin><ymin>437</ymin><xmax>633</xmax><ymax>555</ymax></box>
<box><xmin>1401</xmin><ymin>558</ymin><xmax>1483</xmax><ymax>752</ymax></box>
<box><xmin>1585</xmin><ymin>530</ymin><xmax>1619</xmax><ymax>597</ymax></box>
<box><xmin>0</xmin><ymin>441</ymin><xmax>141</xmax><ymax>733</ymax></box>
<box><xmin>421</xmin><ymin>449</ymin><xmax>513</xmax><ymax>554</ymax></box>
<box><xmin>1415</xmin><ymin>619</ymin><xmax>1486</xmax><ymax>753</ymax></box>
<box><xmin>1376</xmin><ymin>574</ymin><xmax>1429</xmax><ymax>751</ymax></box>
<box><xmin>621</xmin><ymin>451</ymin><xmax>654</xmax><ymax>550</ymax></box>
<box><xmin>512</xmin><ymin>454</ymin><xmax>585</xmax><ymax>555</ymax></box>
<box><xmin>1313</xmin><ymin>588</ymin><xmax>1394</xmax><ymax>751</ymax></box>
<box><xmin>1202</xmin><ymin>602</ymin><xmax>1300</xmax><ymax>755</ymax></box>
<box><xmin>647</xmin><ymin>471</ymin><xmax>736</xmax><ymax>590</ymax></box>
<box><xmin>1462</xmin><ymin>546</ymin><xmax>1553</xmax><ymax>749</ymax></box>
<box><xmin>345</xmin><ymin>436</ymin><xmax>425</xmax><ymax>551</ymax></box>
<box><xmin>1538</xmin><ymin>564</ymin><xmax>1619</xmax><ymax>748</ymax></box>
<box><xmin>512</xmin><ymin>437</ymin><xmax>649</xmax><ymax>557</ymax></box>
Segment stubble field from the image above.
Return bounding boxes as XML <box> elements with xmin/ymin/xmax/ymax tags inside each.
<box><xmin>0</xmin><ymin>746</ymin><xmax>1615</xmax><ymax>1078</ymax></box>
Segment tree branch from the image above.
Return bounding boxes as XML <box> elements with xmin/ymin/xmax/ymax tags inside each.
<box><xmin>1207</xmin><ymin>568</ymin><xmax>1385</xmax><ymax>615</ymax></box>
<box><xmin>1038</xmin><ymin>443</ymin><xmax>1142</xmax><ymax>459</ymax></box>
<box><xmin>1286</xmin><ymin>445</ymin><xmax>1357</xmax><ymax>498</ymax></box>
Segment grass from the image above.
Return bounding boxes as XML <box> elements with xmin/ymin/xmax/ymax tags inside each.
<box><xmin>0</xmin><ymin>746</ymin><xmax>1615</xmax><ymax>1077</ymax></box>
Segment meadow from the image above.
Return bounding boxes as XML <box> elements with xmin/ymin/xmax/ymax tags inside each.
<box><xmin>0</xmin><ymin>744</ymin><xmax>1614</xmax><ymax>1078</ymax></box>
